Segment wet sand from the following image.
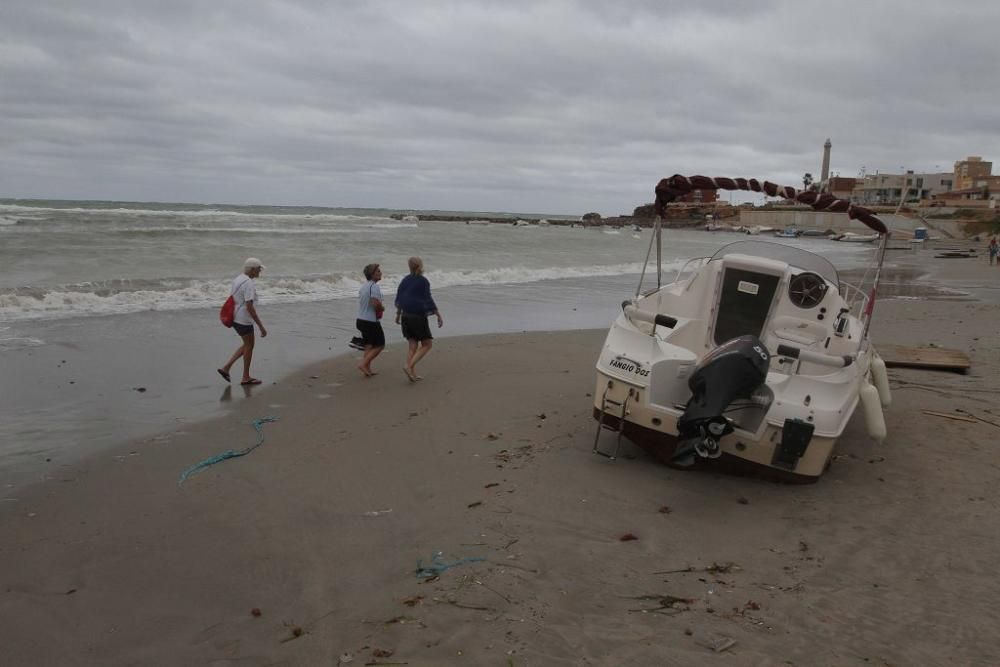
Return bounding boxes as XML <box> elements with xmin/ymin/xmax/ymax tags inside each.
<box><xmin>2</xmin><ymin>246</ymin><xmax>999</xmax><ymax>665</ymax></box>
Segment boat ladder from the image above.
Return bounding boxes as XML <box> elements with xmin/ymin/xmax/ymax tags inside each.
<box><xmin>593</xmin><ymin>385</ymin><xmax>630</xmax><ymax>461</ymax></box>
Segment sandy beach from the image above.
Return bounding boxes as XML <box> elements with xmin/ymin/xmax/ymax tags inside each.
<box><xmin>2</xmin><ymin>247</ymin><xmax>1000</xmax><ymax>666</ymax></box>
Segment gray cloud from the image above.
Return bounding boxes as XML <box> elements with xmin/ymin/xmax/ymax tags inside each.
<box><xmin>1</xmin><ymin>0</ymin><xmax>997</xmax><ymax>214</ymax></box>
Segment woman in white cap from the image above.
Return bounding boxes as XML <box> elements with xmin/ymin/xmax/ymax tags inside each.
<box><xmin>218</xmin><ymin>258</ymin><xmax>268</xmax><ymax>385</ymax></box>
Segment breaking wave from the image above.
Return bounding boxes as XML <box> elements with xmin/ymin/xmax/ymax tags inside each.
<box><xmin>0</xmin><ymin>262</ymin><xmax>664</xmax><ymax>322</ymax></box>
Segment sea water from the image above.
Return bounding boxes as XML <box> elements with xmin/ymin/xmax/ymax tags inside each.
<box><xmin>0</xmin><ymin>199</ymin><xmax>874</xmax><ymax>487</ymax></box>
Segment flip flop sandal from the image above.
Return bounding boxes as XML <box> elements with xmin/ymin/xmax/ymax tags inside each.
<box><xmin>240</xmin><ymin>378</ymin><xmax>262</xmax><ymax>385</ymax></box>
<box><xmin>217</xmin><ymin>369</ymin><xmax>231</xmax><ymax>383</ymax></box>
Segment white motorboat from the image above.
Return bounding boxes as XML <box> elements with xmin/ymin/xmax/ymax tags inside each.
<box><xmin>838</xmin><ymin>232</ymin><xmax>879</xmax><ymax>243</ymax></box>
<box><xmin>593</xmin><ymin>175</ymin><xmax>892</xmax><ymax>482</ymax></box>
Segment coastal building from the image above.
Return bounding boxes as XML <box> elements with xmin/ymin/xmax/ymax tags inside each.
<box><xmin>672</xmin><ymin>189</ymin><xmax>719</xmax><ymax>204</ymax></box>
<box><xmin>953</xmin><ymin>156</ymin><xmax>992</xmax><ymax>190</ymax></box>
<box><xmin>827</xmin><ymin>176</ymin><xmax>857</xmax><ymax>200</ymax></box>
<box><xmin>851</xmin><ymin>171</ymin><xmax>953</xmax><ymax>205</ymax></box>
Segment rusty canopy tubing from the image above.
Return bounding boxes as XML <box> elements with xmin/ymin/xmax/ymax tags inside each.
<box><xmin>654</xmin><ymin>175</ymin><xmax>889</xmax><ymax>236</ymax></box>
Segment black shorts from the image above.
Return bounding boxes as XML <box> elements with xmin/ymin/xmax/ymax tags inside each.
<box><xmin>233</xmin><ymin>322</ymin><xmax>254</xmax><ymax>336</ymax></box>
<box><xmin>401</xmin><ymin>313</ymin><xmax>433</xmax><ymax>342</ymax></box>
<box><xmin>356</xmin><ymin>319</ymin><xmax>385</xmax><ymax>348</ymax></box>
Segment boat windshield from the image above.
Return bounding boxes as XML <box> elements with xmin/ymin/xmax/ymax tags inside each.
<box><xmin>709</xmin><ymin>240</ymin><xmax>840</xmax><ymax>287</ymax></box>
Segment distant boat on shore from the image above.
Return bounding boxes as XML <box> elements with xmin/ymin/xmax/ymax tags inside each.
<box><xmin>835</xmin><ymin>232</ymin><xmax>879</xmax><ymax>243</ymax></box>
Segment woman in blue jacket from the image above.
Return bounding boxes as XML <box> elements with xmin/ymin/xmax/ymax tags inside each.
<box><xmin>394</xmin><ymin>256</ymin><xmax>443</xmax><ymax>381</ymax></box>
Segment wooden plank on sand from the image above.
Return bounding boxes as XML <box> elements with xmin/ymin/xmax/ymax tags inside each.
<box><xmin>878</xmin><ymin>345</ymin><xmax>971</xmax><ymax>373</ymax></box>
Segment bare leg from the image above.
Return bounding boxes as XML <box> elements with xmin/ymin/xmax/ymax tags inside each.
<box><xmin>407</xmin><ymin>339</ymin><xmax>433</xmax><ymax>379</ymax></box>
<box><xmin>222</xmin><ymin>334</ymin><xmax>254</xmax><ymax>379</ymax></box>
<box><xmin>358</xmin><ymin>345</ymin><xmax>384</xmax><ymax>376</ymax></box>
<box><xmin>238</xmin><ymin>334</ymin><xmax>255</xmax><ymax>382</ymax></box>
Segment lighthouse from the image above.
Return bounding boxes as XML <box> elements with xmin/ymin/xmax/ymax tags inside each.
<box><xmin>821</xmin><ymin>138</ymin><xmax>832</xmax><ymax>183</ymax></box>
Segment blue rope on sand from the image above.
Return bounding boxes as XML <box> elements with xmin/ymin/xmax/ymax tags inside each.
<box><xmin>178</xmin><ymin>416</ymin><xmax>279</xmax><ymax>485</ymax></box>
<box><xmin>415</xmin><ymin>551</ymin><xmax>485</xmax><ymax>579</ymax></box>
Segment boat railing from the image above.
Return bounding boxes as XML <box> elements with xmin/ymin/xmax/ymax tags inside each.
<box><xmin>840</xmin><ymin>281</ymin><xmax>870</xmax><ymax>321</ymax></box>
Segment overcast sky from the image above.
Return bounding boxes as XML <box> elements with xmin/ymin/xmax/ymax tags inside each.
<box><xmin>2</xmin><ymin>1</ymin><xmax>997</xmax><ymax>215</ymax></box>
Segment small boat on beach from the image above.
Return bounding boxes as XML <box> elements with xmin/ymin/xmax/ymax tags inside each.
<box><xmin>837</xmin><ymin>232</ymin><xmax>879</xmax><ymax>243</ymax></box>
<box><xmin>593</xmin><ymin>174</ymin><xmax>892</xmax><ymax>482</ymax></box>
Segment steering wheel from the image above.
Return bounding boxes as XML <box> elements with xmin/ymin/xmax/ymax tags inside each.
<box><xmin>788</xmin><ymin>272</ymin><xmax>828</xmax><ymax>309</ymax></box>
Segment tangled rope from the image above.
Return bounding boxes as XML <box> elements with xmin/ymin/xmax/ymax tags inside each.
<box><xmin>654</xmin><ymin>174</ymin><xmax>888</xmax><ymax>235</ymax></box>
<box><xmin>178</xmin><ymin>416</ymin><xmax>279</xmax><ymax>485</ymax></box>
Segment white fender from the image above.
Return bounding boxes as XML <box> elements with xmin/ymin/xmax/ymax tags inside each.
<box><xmin>871</xmin><ymin>354</ymin><xmax>892</xmax><ymax>407</ymax></box>
<box><xmin>860</xmin><ymin>383</ymin><xmax>886</xmax><ymax>442</ymax></box>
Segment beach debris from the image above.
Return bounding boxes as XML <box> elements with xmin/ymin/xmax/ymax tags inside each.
<box><xmin>654</xmin><ymin>562</ymin><xmax>740</xmax><ymax>575</ymax></box>
<box><xmin>536</xmin><ymin>413</ymin><xmax>547</xmax><ymax>420</ymax></box>
<box><xmin>433</xmin><ymin>596</ymin><xmax>494</xmax><ymax>612</ymax></box>
<box><xmin>363</xmin><ymin>509</ymin><xmax>393</xmax><ymax>517</ymax></box>
<box><xmin>338</xmin><ymin>653</ymin><xmax>355</xmax><ymax>665</ymax></box>
<box><xmin>737</xmin><ymin>497</ymin><xmax>749</xmax><ymax>505</ymax></box>
<box><xmin>132</xmin><ymin>387</ymin><xmax>146</xmax><ymax>393</ymax></box>
<box><xmin>658</xmin><ymin>505</ymin><xmax>672</xmax><ymax>514</ymax></box>
<box><xmin>619</xmin><ymin>533</ymin><xmax>639</xmax><ymax>541</ymax></box>
<box><xmin>954</xmin><ymin>408</ymin><xmax>1000</xmax><ymax>429</ymax></box>
<box><xmin>279</xmin><ymin>625</ymin><xmax>305</xmax><ymax>643</ymax></box>
<box><xmin>467</xmin><ymin>501</ymin><xmax>482</xmax><ymax>509</ymax></box>
<box><xmin>177</xmin><ymin>416</ymin><xmax>279</xmax><ymax>485</ymax></box>
<box><xmin>250</xmin><ymin>607</ymin><xmax>262</xmax><ymax>617</ymax></box>
<box><xmin>922</xmin><ymin>410</ymin><xmax>978</xmax><ymax>423</ymax></box>
<box><xmin>745</xmin><ymin>600</ymin><xmax>761</xmax><ymax>611</ymax></box>
<box><xmin>401</xmin><ymin>595</ymin><xmax>424</xmax><ymax>607</ymax></box>
<box><xmin>65</xmin><ymin>588</ymin><xmax>77</xmax><ymax>595</ymax></box>
<box><xmin>372</xmin><ymin>648</ymin><xmax>394</xmax><ymax>658</ymax></box>
<box><xmin>695</xmin><ymin>634</ymin><xmax>737</xmax><ymax>652</ymax></box>
<box><xmin>485</xmin><ymin>432</ymin><xmax>501</xmax><ymax>440</ymax></box>
<box><xmin>626</xmin><ymin>593</ymin><xmax>694</xmax><ymax>614</ymax></box>
<box><xmin>485</xmin><ymin>482</ymin><xmax>499</xmax><ymax>488</ymax></box>
<box><xmin>415</xmin><ymin>552</ymin><xmax>485</xmax><ymax>580</ymax></box>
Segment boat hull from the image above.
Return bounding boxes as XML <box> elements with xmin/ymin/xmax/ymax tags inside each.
<box><xmin>593</xmin><ymin>372</ymin><xmax>844</xmax><ymax>483</ymax></box>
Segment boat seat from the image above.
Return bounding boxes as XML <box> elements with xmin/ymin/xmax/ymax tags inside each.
<box><xmin>768</xmin><ymin>315</ymin><xmax>827</xmax><ymax>348</ymax></box>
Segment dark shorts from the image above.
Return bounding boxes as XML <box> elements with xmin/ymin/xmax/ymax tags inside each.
<box><xmin>233</xmin><ymin>322</ymin><xmax>254</xmax><ymax>336</ymax></box>
<box><xmin>401</xmin><ymin>313</ymin><xmax>433</xmax><ymax>342</ymax></box>
<box><xmin>356</xmin><ymin>319</ymin><xmax>385</xmax><ymax>348</ymax></box>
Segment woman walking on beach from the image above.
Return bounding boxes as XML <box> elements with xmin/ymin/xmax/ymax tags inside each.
<box><xmin>356</xmin><ymin>263</ymin><xmax>386</xmax><ymax>377</ymax></box>
<box><xmin>395</xmin><ymin>256</ymin><xmax>443</xmax><ymax>382</ymax></box>
<box><xmin>218</xmin><ymin>257</ymin><xmax>268</xmax><ymax>385</ymax></box>
<box><xmin>989</xmin><ymin>237</ymin><xmax>998</xmax><ymax>266</ymax></box>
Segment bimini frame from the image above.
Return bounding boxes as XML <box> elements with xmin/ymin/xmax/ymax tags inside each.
<box><xmin>635</xmin><ymin>175</ymin><xmax>891</xmax><ymax>334</ymax></box>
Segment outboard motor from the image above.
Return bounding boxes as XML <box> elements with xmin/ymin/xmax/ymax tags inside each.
<box><xmin>674</xmin><ymin>335</ymin><xmax>770</xmax><ymax>465</ymax></box>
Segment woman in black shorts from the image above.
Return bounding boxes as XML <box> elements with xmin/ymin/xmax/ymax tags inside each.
<box><xmin>394</xmin><ymin>257</ymin><xmax>443</xmax><ymax>382</ymax></box>
<box><xmin>355</xmin><ymin>263</ymin><xmax>386</xmax><ymax>377</ymax></box>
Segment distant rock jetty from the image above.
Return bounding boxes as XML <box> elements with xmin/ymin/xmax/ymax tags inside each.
<box><xmin>390</xmin><ymin>202</ymin><xmax>731</xmax><ymax>228</ymax></box>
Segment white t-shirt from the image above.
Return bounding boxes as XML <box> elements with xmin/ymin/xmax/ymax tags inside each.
<box><xmin>231</xmin><ymin>274</ymin><xmax>257</xmax><ymax>326</ymax></box>
<box><xmin>357</xmin><ymin>281</ymin><xmax>383</xmax><ymax>322</ymax></box>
